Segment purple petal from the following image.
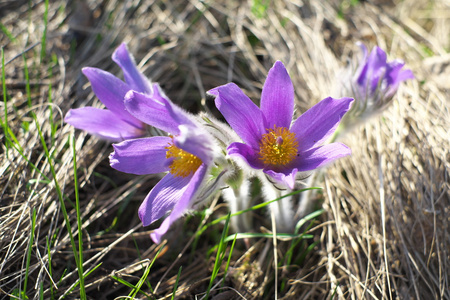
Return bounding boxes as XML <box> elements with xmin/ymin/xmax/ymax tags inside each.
<box><xmin>227</xmin><ymin>142</ymin><xmax>265</xmax><ymax>170</ymax></box>
<box><xmin>260</xmin><ymin>61</ymin><xmax>294</xmax><ymax>129</ymax></box>
<box><xmin>353</xmin><ymin>43</ymin><xmax>369</xmax><ymax>85</ymax></box>
<box><xmin>356</xmin><ymin>42</ymin><xmax>369</xmax><ymax>62</ymax></box>
<box><xmin>357</xmin><ymin>46</ymin><xmax>387</xmax><ymax>92</ymax></box>
<box><xmin>174</xmin><ymin>124</ymin><xmax>214</xmax><ymax>164</ymax></box>
<box><xmin>384</xmin><ymin>60</ymin><xmax>414</xmax><ymax>98</ymax></box>
<box><xmin>124</xmin><ymin>90</ymin><xmax>195</xmax><ymax>135</ymax></box>
<box><xmin>208</xmin><ymin>83</ymin><xmax>266</xmax><ymax>149</ymax></box>
<box><xmin>139</xmin><ymin>173</ymin><xmax>191</xmax><ymax>226</ymax></box>
<box><xmin>150</xmin><ymin>164</ymin><xmax>208</xmax><ymax>243</ymax></box>
<box><xmin>293</xmin><ymin>143</ymin><xmax>351</xmax><ymax>172</ymax></box>
<box><xmin>290</xmin><ymin>97</ymin><xmax>353</xmax><ymax>151</ymax></box>
<box><xmin>264</xmin><ymin>168</ymin><xmax>297</xmax><ymax>189</ymax></box>
<box><xmin>109</xmin><ymin>136</ymin><xmax>171</xmax><ymax>175</ymax></box>
<box><xmin>112</xmin><ymin>43</ymin><xmax>153</xmax><ymax>94</ymax></box>
<box><xmin>82</xmin><ymin>67</ymin><xmax>142</xmax><ymax>128</ymax></box>
<box><xmin>65</xmin><ymin>107</ymin><xmax>144</xmax><ymax>141</ymax></box>
<box><xmin>150</xmin><ymin>83</ymin><xmax>171</xmax><ymax>103</ymax></box>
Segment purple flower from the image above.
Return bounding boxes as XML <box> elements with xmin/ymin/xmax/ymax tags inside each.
<box><xmin>65</xmin><ymin>43</ymin><xmax>153</xmax><ymax>141</ymax></box>
<box><xmin>109</xmin><ymin>90</ymin><xmax>219</xmax><ymax>244</ymax></box>
<box><xmin>208</xmin><ymin>61</ymin><xmax>353</xmax><ymax>189</ymax></box>
<box><xmin>344</xmin><ymin>42</ymin><xmax>414</xmax><ymax>122</ymax></box>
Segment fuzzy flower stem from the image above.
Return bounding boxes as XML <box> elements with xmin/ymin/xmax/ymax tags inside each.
<box><xmin>222</xmin><ymin>179</ymin><xmax>252</xmax><ymax>233</ymax></box>
<box><xmin>261</xmin><ymin>176</ymin><xmax>294</xmax><ymax>232</ymax></box>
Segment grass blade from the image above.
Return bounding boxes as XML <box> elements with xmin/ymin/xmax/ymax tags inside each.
<box><xmin>71</xmin><ymin>134</ymin><xmax>85</xmax><ymax>297</ymax></box>
<box><xmin>128</xmin><ymin>246</ymin><xmax>164</xmax><ymax>298</ymax></box>
<box><xmin>40</xmin><ymin>0</ymin><xmax>49</xmax><ymax>64</ymax></box>
<box><xmin>33</xmin><ymin>106</ymin><xmax>84</xmax><ymax>299</ymax></box>
<box><xmin>198</xmin><ymin>188</ymin><xmax>321</xmax><ymax>236</ymax></box>
<box><xmin>171</xmin><ymin>266</ymin><xmax>182</xmax><ymax>300</ymax></box>
<box><xmin>223</xmin><ymin>232</ymin><xmax>314</xmax><ymax>243</ymax></box>
<box><xmin>46</xmin><ymin>237</ymin><xmax>55</xmax><ymax>299</ymax></box>
<box><xmin>1</xmin><ymin>48</ymin><xmax>9</xmax><ymax>156</ymax></box>
<box><xmin>222</xmin><ymin>233</ymin><xmax>237</xmax><ymax>287</ymax></box>
<box><xmin>204</xmin><ymin>213</ymin><xmax>231</xmax><ymax>299</ymax></box>
<box><xmin>22</xmin><ymin>208</ymin><xmax>36</xmax><ymax>299</ymax></box>
<box><xmin>0</xmin><ymin>23</ymin><xmax>16</xmax><ymax>42</ymax></box>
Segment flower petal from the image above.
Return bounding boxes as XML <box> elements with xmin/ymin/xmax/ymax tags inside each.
<box><xmin>264</xmin><ymin>168</ymin><xmax>297</xmax><ymax>189</ymax></box>
<box><xmin>112</xmin><ymin>43</ymin><xmax>153</xmax><ymax>94</ymax></box>
<box><xmin>174</xmin><ymin>124</ymin><xmax>214</xmax><ymax>164</ymax></box>
<box><xmin>227</xmin><ymin>142</ymin><xmax>265</xmax><ymax>170</ymax></box>
<box><xmin>150</xmin><ymin>163</ymin><xmax>208</xmax><ymax>243</ymax></box>
<box><xmin>124</xmin><ymin>90</ymin><xmax>195</xmax><ymax>135</ymax></box>
<box><xmin>64</xmin><ymin>107</ymin><xmax>144</xmax><ymax>141</ymax></box>
<box><xmin>356</xmin><ymin>42</ymin><xmax>369</xmax><ymax>63</ymax></box>
<box><xmin>82</xmin><ymin>67</ymin><xmax>141</xmax><ymax>127</ymax></box>
<box><xmin>139</xmin><ymin>173</ymin><xmax>191</xmax><ymax>226</ymax></box>
<box><xmin>260</xmin><ymin>61</ymin><xmax>294</xmax><ymax>129</ymax></box>
<box><xmin>109</xmin><ymin>136</ymin><xmax>171</xmax><ymax>175</ymax></box>
<box><xmin>357</xmin><ymin>46</ymin><xmax>387</xmax><ymax>93</ymax></box>
<box><xmin>290</xmin><ymin>97</ymin><xmax>353</xmax><ymax>151</ymax></box>
<box><xmin>208</xmin><ymin>83</ymin><xmax>265</xmax><ymax>149</ymax></box>
<box><xmin>384</xmin><ymin>60</ymin><xmax>414</xmax><ymax>98</ymax></box>
<box><xmin>293</xmin><ymin>143</ymin><xmax>351</xmax><ymax>172</ymax></box>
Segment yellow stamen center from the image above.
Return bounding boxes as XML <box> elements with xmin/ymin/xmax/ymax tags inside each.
<box><xmin>258</xmin><ymin>126</ymin><xmax>299</xmax><ymax>167</ymax></box>
<box><xmin>165</xmin><ymin>141</ymin><xmax>202</xmax><ymax>177</ymax></box>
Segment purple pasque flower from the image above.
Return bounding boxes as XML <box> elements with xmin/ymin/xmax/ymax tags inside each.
<box><xmin>65</xmin><ymin>43</ymin><xmax>153</xmax><ymax>141</ymax></box>
<box><xmin>208</xmin><ymin>61</ymin><xmax>353</xmax><ymax>189</ymax></box>
<box><xmin>346</xmin><ymin>42</ymin><xmax>414</xmax><ymax>121</ymax></box>
<box><xmin>109</xmin><ymin>89</ymin><xmax>218</xmax><ymax>244</ymax></box>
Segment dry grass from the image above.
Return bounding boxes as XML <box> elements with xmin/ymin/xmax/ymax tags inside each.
<box><xmin>0</xmin><ymin>0</ymin><xmax>448</xmax><ymax>299</ymax></box>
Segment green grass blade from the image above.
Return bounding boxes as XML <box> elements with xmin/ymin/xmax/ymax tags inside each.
<box><xmin>171</xmin><ymin>266</ymin><xmax>182</xmax><ymax>300</ymax></box>
<box><xmin>22</xmin><ymin>207</ymin><xmax>36</xmax><ymax>298</ymax></box>
<box><xmin>205</xmin><ymin>213</ymin><xmax>231</xmax><ymax>299</ymax></box>
<box><xmin>223</xmin><ymin>232</ymin><xmax>314</xmax><ymax>243</ymax></box>
<box><xmin>208</xmin><ymin>188</ymin><xmax>320</xmax><ymax>228</ymax></box>
<box><xmin>189</xmin><ymin>209</ymin><xmax>209</xmax><ymax>261</ymax></box>
<box><xmin>71</xmin><ymin>134</ymin><xmax>85</xmax><ymax>297</ymax></box>
<box><xmin>22</xmin><ymin>54</ymin><xmax>32</xmax><ymax>108</ymax></box>
<box><xmin>251</xmin><ymin>0</ymin><xmax>270</xmax><ymax>18</ymax></box>
<box><xmin>57</xmin><ymin>269</ymin><xmax>68</xmax><ymax>286</ymax></box>
<box><xmin>111</xmin><ymin>275</ymin><xmax>152</xmax><ymax>298</ymax></box>
<box><xmin>47</xmin><ymin>54</ymin><xmax>58</xmax><ymax>146</ymax></box>
<box><xmin>1</xmin><ymin>48</ymin><xmax>9</xmax><ymax>156</ymax></box>
<box><xmin>294</xmin><ymin>208</ymin><xmax>325</xmax><ymax>235</ymax></box>
<box><xmin>93</xmin><ymin>172</ymin><xmax>118</xmax><ymax>189</ymax></box>
<box><xmin>195</xmin><ymin>188</ymin><xmax>321</xmax><ymax>240</ymax></box>
<box><xmin>34</xmin><ymin>119</ymin><xmax>84</xmax><ymax>299</ymax></box>
<box><xmin>84</xmin><ymin>262</ymin><xmax>102</xmax><ymax>277</ymax></box>
<box><xmin>39</xmin><ymin>282</ymin><xmax>43</xmax><ymax>300</ymax></box>
<box><xmin>25</xmin><ymin>41</ymin><xmax>85</xmax><ymax>297</ymax></box>
<box><xmin>40</xmin><ymin>0</ymin><xmax>49</xmax><ymax>64</ymax></box>
<box><xmin>0</xmin><ymin>23</ymin><xmax>16</xmax><ymax>42</ymax></box>
<box><xmin>279</xmin><ymin>208</ymin><xmax>325</xmax><ymax>291</ymax></box>
<box><xmin>46</xmin><ymin>237</ymin><xmax>55</xmax><ymax>299</ymax></box>
<box><xmin>129</xmin><ymin>246</ymin><xmax>164</xmax><ymax>298</ymax></box>
<box><xmin>2</xmin><ymin>132</ymin><xmax>50</xmax><ymax>182</ymax></box>
<box><xmin>295</xmin><ymin>240</ymin><xmax>320</xmax><ymax>266</ymax></box>
<box><xmin>111</xmin><ymin>276</ymin><xmax>136</xmax><ymax>289</ymax></box>
<box><xmin>131</xmin><ymin>236</ymin><xmax>153</xmax><ymax>292</ymax></box>
<box><xmin>63</xmin><ymin>263</ymin><xmax>103</xmax><ymax>298</ymax></box>
<box><xmin>222</xmin><ymin>233</ymin><xmax>237</xmax><ymax>287</ymax></box>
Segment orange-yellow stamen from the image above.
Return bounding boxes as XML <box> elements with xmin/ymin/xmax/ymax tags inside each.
<box><xmin>258</xmin><ymin>126</ymin><xmax>299</xmax><ymax>167</ymax></box>
<box><xmin>165</xmin><ymin>141</ymin><xmax>202</xmax><ymax>177</ymax></box>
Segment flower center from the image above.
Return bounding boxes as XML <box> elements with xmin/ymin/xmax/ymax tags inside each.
<box><xmin>165</xmin><ymin>141</ymin><xmax>202</xmax><ymax>177</ymax></box>
<box><xmin>258</xmin><ymin>126</ymin><xmax>299</xmax><ymax>167</ymax></box>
